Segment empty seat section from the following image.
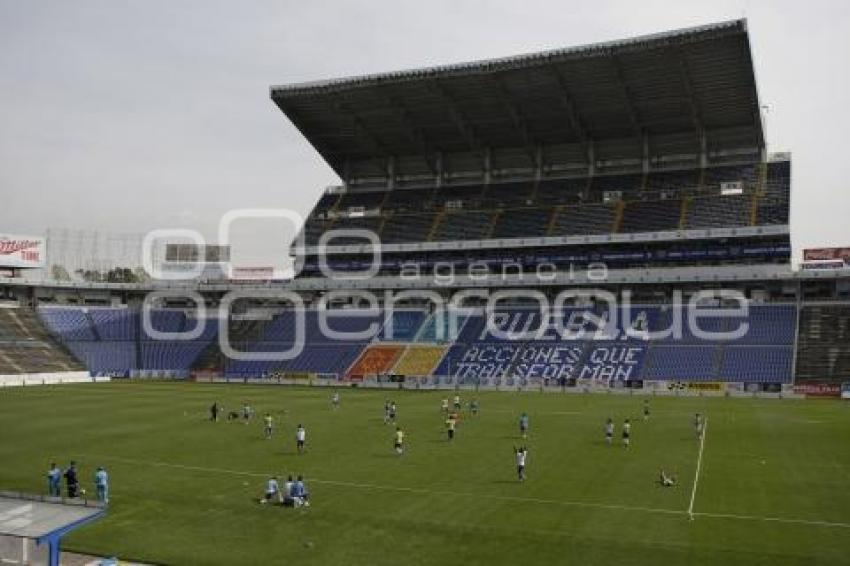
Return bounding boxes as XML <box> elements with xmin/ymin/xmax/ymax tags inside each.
<box><xmin>325</xmin><ymin>216</ymin><xmax>384</xmax><ymax>244</ymax></box>
<box><xmin>64</xmin><ymin>341</ymin><xmax>136</xmax><ymax>373</ymax></box>
<box><xmin>720</xmin><ymin>346</ymin><xmax>793</xmax><ymax>383</ymax></box>
<box><xmin>795</xmin><ymin>305</ymin><xmax>850</xmax><ymax>385</ymax></box>
<box><xmin>346</xmin><ymin>345</ymin><xmax>404</xmax><ymax>379</ymax></box>
<box><xmin>432</xmin><ymin>211</ymin><xmax>494</xmax><ymax>241</ymax></box>
<box><xmin>686</xmin><ymin>194</ymin><xmax>751</xmax><ymax>229</ymax></box>
<box><xmin>392</xmin><ymin>346</ymin><xmax>448</xmax><ymax>376</ymax></box>
<box><xmin>377</xmin><ymin>311</ymin><xmax>427</xmax><ymax>341</ymax></box>
<box><xmin>39</xmin><ymin>308</ymin><xmax>96</xmax><ymax>341</ymax></box>
<box><xmin>382</xmin><ymin>188</ymin><xmax>434</xmax><ymax>212</ymax></box>
<box><xmin>619</xmin><ymin>199</ymin><xmax>682</xmax><ymax>232</ymax></box>
<box><xmin>380</xmin><ymin>213</ymin><xmax>436</xmax><ymax>243</ymax></box>
<box><xmin>549</xmin><ymin>204</ymin><xmax>616</xmax><ymax>236</ymax></box>
<box><xmin>491</xmin><ymin>208</ymin><xmax>552</xmax><ymax>238</ymax></box>
<box><xmin>89</xmin><ymin>309</ymin><xmax>138</xmax><ymax>340</ymax></box>
<box><xmin>642</xmin><ymin>346</ymin><xmax>719</xmax><ymax>380</ymax></box>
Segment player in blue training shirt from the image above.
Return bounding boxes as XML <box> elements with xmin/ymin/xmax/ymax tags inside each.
<box><xmin>47</xmin><ymin>463</ymin><xmax>61</xmax><ymax>497</ymax></box>
<box><xmin>94</xmin><ymin>466</ymin><xmax>109</xmax><ymax>504</ymax></box>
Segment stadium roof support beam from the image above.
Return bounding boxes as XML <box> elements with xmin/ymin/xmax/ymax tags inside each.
<box><xmin>549</xmin><ymin>66</ymin><xmax>590</xmax><ymax>150</ymax></box>
<box><xmin>676</xmin><ymin>50</ymin><xmax>707</xmax><ymax>165</ymax></box>
<box><xmin>428</xmin><ymin>81</ymin><xmax>486</xmax><ymax>165</ymax></box>
<box><xmin>330</xmin><ymin>97</ymin><xmax>391</xmax><ymax>158</ymax></box>
<box><xmin>490</xmin><ymin>74</ymin><xmax>537</xmax><ymax>165</ymax></box>
<box><xmin>378</xmin><ymin>87</ymin><xmax>437</xmax><ymax>175</ymax></box>
<box><xmin>610</xmin><ymin>56</ymin><xmax>644</xmax><ymax>140</ymax></box>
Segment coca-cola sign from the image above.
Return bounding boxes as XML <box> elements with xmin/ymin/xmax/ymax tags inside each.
<box><xmin>0</xmin><ymin>234</ymin><xmax>46</xmax><ymax>268</ymax></box>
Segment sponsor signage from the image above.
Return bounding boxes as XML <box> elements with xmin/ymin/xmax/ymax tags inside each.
<box><xmin>0</xmin><ymin>234</ymin><xmax>46</xmax><ymax>268</ymax></box>
<box><xmin>803</xmin><ymin>247</ymin><xmax>850</xmax><ymax>262</ymax></box>
<box><xmin>792</xmin><ymin>384</ymin><xmax>840</xmax><ymax>398</ymax></box>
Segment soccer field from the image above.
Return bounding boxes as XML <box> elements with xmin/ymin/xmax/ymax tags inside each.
<box><xmin>1</xmin><ymin>382</ymin><xmax>848</xmax><ymax>565</ymax></box>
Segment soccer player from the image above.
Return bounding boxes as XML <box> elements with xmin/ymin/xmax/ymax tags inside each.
<box><xmin>604</xmin><ymin>418</ymin><xmax>615</xmax><ymax>445</ymax></box>
<box><xmin>622</xmin><ymin>419</ymin><xmax>631</xmax><ymax>447</ymax></box>
<box><xmin>383</xmin><ymin>399</ymin><xmax>391</xmax><ymax>424</ymax></box>
<box><xmin>242</xmin><ymin>402</ymin><xmax>252</xmax><ymax>424</ymax></box>
<box><xmin>263</xmin><ymin>413</ymin><xmax>274</xmax><ymax>439</ymax></box>
<box><xmin>64</xmin><ymin>461</ymin><xmax>79</xmax><ymax>498</ymax></box>
<box><xmin>658</xmin><ymin>469</ymin><xmax>676</xmax><ymax>487</ymax></box>
<box><xmin>470</xmin><ymin>399</ymin><xmax>480</xmax><ymax>416</ymax></box>
<box><xmin>446</xmin><ymin>414</ymin><xmax>456</xmax><ymax>441</ymax></box>
<box><xmin>260</xmin><ymin>476</ymin><xmax>281</xmax><ymax>504</ymax></box>
<box><xmin>394</xmin><ymin>426</ymin><xmax>405</xmax><ymax>455</ymax></box>
<box><xmin>440</xmin><ymin>398</ymin><xmax>449</xmax><ymax>413</ymax></box>
<box><xmin>296</xmin><ymin>424</ymin><xmax>306</xmax><ymax>454</ymax></box>
<box><xmin>388</xmin><ymin>401</ymin><xmax>397</xmax><ymax>424</ymax></box>
<box><xmin>210</xmin><ymin>402</ymin><xmax>220</xmax><ymax>422</ymax></box>
<box><xmin>643</xmin><ymin>399</ymin><xmax>650</xmax><ymax>421</ymax></box>
<box><xmin>453</xmin><ymin>394</ymin><xmax>461</xmax><ymax>411</ymax></box>
<box><xmin>514</xmin><ymin>446</ymin><xmax>528</xmax><ymax>481</ymax></box>
<box><xmin>94</xmin><ymin>466</ymin><xmax>109</xmax><ymax>504</ymax></box>
<box><xmin>694</xmin><ymin>413</ymin><xmax>704</xmax><ymax>439</ymax></box>
<box><xmin>282</xmin><ymin>475</ymin><xmax>295</xmax><ymax>506</ymax></box>
<box><xmin>519</xmin><ymin>412</ymin><xmax>529</xmax><ymax>439</ymax></box>
<box><xmin>331</xmin><ymin>391</ymin><xmax>340</xmax><ymax>409</ymax></box>
<box><xmin>47</xmin><ymin>463</ymin><xmax>61</xmax><ymax>497</ymax></box>
<box><xmin>293</xmin><ymin>475</ymin><xmax>310</xmax><ymax>507</ymax></box>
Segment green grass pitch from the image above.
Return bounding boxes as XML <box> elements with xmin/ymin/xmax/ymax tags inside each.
<box><xmin>1</xmin><ymin>382</ymin><xmax>848</xmax><ymax>565</ymax></box>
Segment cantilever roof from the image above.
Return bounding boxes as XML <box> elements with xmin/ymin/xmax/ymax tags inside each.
<box><xmin>271</xmin><ymin>19</ymin><xmax>764</xmax><ymax>180</ymax></box>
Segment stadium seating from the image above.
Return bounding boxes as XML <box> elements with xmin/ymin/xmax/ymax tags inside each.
<box><xmin>89</xmin><ymin>309</ymin><xmax>138</xmax><ymax>340</ymax></box>
<box><xmin>392</xmin><ymin>345</ymin><xmax>448</xmax><ymax>376</ymax></box>
<box><xmin>491</xmin><ymin>208</ymin><xmax>552</xmax><ymax>238</ymax></box>
<box><xmin>685</xmin><ymin>194</ymin><xmax>751</xmax><ymax>229</ymax></box>
<box><xmin>377</xmin><ymin>311</ymin><xmax>427</xmax><ymax>341</ymax></box>
<box><xmin>795</xmin><ymin>304</ymin><xmax>850</xmax><ymax>385</ymax></box>
<box><xmin>39</xmin><ymin>308</ymin><xmax>97</xmax><ymax>341</ymax></box>
<box><xmin>431</xmin><ymin>211</ymin><xmax>495</xmax><ymax>241</ymax></box>
<box><xmin>619</xmin><ymin>199</ymin><xmax>682</xmax><ymax>233</ymax></box>
<box><xmin>346</xmin><ymin>345</ymin><xmax>404</xmax><ymax>379</ymax></box>
<box><xmin>719</xmin><ymin>346</ymin><xmax>793</xmax><ymax>383</ymax></box>
<box><xmin>0</xmin><ymin>308</ymin><xmax>84</xmax><ymax>374</ymax></box>
<box><xmin>549</xmin><ymin>203</ymin><xmax>616</xmax><ymax>235</ymax></box>
<box><xmin>64</xmin><ymin>341</ymin><xmax>136</xmax><ymax>373</ymax></box>
<box><xmin>642</xmin><ymin>346</ymin><xmax>720</xmax><ymax>380</ymax></box>
<box><xmin>380</xmin><ymin>213</ymin><xmax>437</xmax><ymax>243</ymax></box>
<box><xmin>534</xmin><ymin>178</ymin><xmax>585</xmax><ymax>206</ymax></box>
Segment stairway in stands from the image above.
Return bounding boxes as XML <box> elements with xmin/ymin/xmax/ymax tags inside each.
<box><xmin>795</xmin><ymin>304</ymin><xmax>850</xmax><ymax>385</ymax></box>
<box><xmin>0</xmin><ymin>308</ymin><xmax>84</xmax><ymax>374</ymax></box>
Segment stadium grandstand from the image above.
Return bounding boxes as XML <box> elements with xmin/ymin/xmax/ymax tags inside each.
<box><xmin>0</xmin><ymin>19</ymin><xmax>848</xmax><ymax>395</ymax></box>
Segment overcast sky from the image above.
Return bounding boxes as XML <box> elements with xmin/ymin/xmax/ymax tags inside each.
<box><xmin>1</xmin><ymin>0</ymin><xmax>848</xmax><ymax>270</ymax></box>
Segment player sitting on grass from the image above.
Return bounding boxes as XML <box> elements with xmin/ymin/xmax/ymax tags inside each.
<box><xmin>658</xmin><ymin>469</ymin><xmax>676</xmax><ymax>487</ymax></box>
<box><xmin>394</xmin><ymin>426</ymin><xmax>405</xmax><ymax>455</ymax></box>
<box><xmin>260</xmin><ymin>476</ymin><xmax>282</xmax><ymax>504</ymax></box>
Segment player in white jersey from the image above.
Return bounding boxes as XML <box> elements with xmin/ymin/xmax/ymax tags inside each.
<box><xmin>622</xmin><ymin>419</ymin><xmax>631</xmax><ymax>447</ymax></box>
<box><xmin>694</xmin><ymin>413</ymin><xmax>704</xmax><ymax>439</ymax></box>
<box><xmin>604</xmin><ymin>418</ymin><xmax>615</xmax><ymax>445</ymax></box>
<box><xmin>260</xmin><ymin>476</ymin><xmax>281</xmax><ymax>504</ymax></box>
<box><xmin>514</xmin><ymin>446</ymin><xmax>528</xmax><ymax>481</ymax></box>
<box><xmin>296</xmin><ymin>424</ymin><xmax>306</xmax><ymax>454</ymax></box>
<box><xmin>331</xmin><ymin>392</ymin><xmax>340</xmax><ymax>409</ymax></box>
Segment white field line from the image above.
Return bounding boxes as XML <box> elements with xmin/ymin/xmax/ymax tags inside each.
<box><xmin>687</xmin><ymin>417</ymin><xmax>708</xmax><ymax>519</ymax></box>
<box><xmin>81</xmin><ymin>453</ymin><xmax>850</xmax><ymax>529</ymax></box>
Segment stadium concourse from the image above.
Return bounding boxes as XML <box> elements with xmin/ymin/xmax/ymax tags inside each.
<box><xmin>1</xmin><ymin>17</ymin><xmax>850</xmax><ymax>566</ymax></box>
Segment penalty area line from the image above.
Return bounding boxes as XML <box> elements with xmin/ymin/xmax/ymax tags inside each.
<box><xmin>687</xmin><ymin>417</ymin><xmax>708</xmax><ymax>520</ymax></box>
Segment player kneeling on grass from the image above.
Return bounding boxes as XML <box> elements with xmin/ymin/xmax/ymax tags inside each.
<box><xmin>260</xmin><ymin>476</ymin><xmax>282</xmax><ymax>504</ymax></box>
<box><xmin>658</xmin><ymin>469</ymin><xmax>676</xmax><ymax>487</ymax></box>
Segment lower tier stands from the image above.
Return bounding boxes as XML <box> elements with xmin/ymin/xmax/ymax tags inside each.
<box><xmin>795</xmin><ymin>305</ymin><xmax>850</xmax><ymax>385</ymax></box>
<box><xmin>0</xmin><ymin>308</ymin><xmax>83</xmax><ymax>374</ymax></box>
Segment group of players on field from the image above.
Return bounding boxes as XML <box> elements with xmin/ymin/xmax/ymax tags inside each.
<box><xmin>207</xmin><ymin>393</ymin><xmax>705</xmax><ymax>505</ymax></box>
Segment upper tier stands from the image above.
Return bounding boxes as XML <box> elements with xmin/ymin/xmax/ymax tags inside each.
<box><xmin>0</xmin><ymin>308</ymin><xmax>83</xmax><ymax>374</ymax></box>
<box><xmin>299</xmin><ymin>161</ymin><xmax>789</xmax><ymax>246</ymax></box>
